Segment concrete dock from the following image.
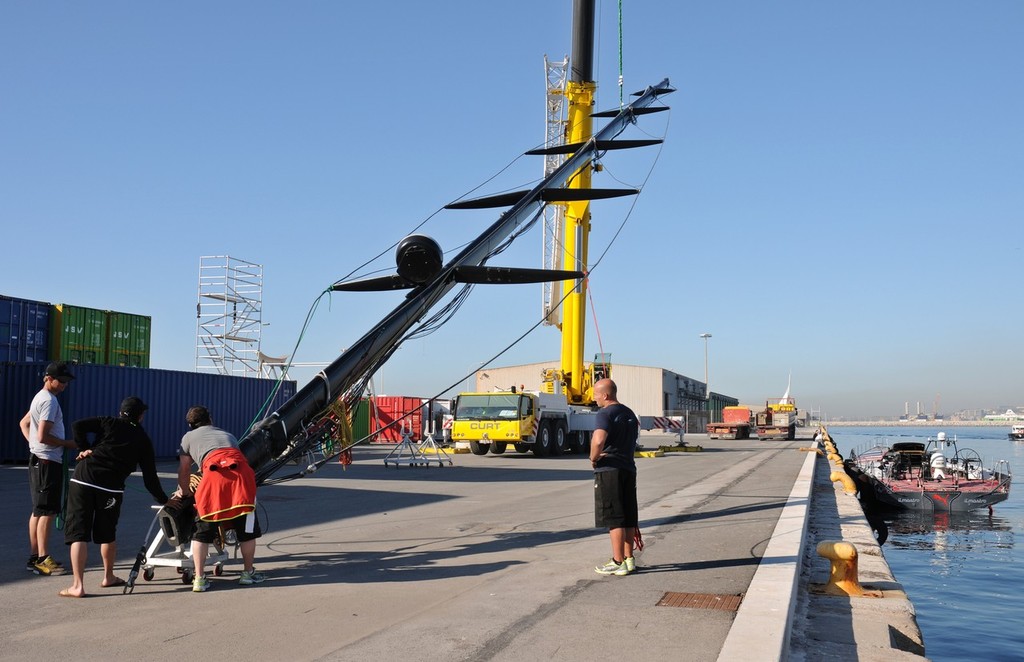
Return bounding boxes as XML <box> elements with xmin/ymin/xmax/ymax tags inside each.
<box><xmin>0</xmin><ymin>433</ymin><xmax>924</xmax><ymax>661</ymax></box>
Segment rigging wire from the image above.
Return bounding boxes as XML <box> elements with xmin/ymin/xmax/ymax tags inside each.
<box><xmin>245</xmin><ymin>146</ymin><xmax>545</xmax><ymax>433</ymax></box>
<box><xmin>263</xmin><ymin>117</ymin><xmax>671</xmax><ymax>484</ymax></box>
<box><xmin>257</xmin><ymin>93</ymin><xmax>671</xmax><ymax>483</ymax></box>
<box><xmin>618</xmin><ymin>0</ymin><xmax>625</xmax><ymax>108</ymax></box>
<box><xmin>587</xmin><ymin>281</ymin><xmax>607</xmax><ymax>367</ymax></box>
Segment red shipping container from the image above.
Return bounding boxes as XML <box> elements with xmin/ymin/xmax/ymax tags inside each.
<box><xmin>369</xmin><ymin>396</ymin><xmax>424</xmax><ymax>443</ymax></box>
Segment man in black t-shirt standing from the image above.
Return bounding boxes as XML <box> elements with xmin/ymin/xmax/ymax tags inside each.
<box><xmin>59</xmin><ymin>396</ymin><xmax>168</xmax><ymax>598</ymax></box>
<box><xmin>590</xmin><ymin>378</ymin><xmax>639</xmax><ymax>576</ymax></box>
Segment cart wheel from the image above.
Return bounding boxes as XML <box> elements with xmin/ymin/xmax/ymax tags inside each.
<box><xmin>143</xmin><ymin>568</ymin><xmax>155</xmax><ymax>581</ymax></box>
<box><xmin>181</xmin><ymin>569</ymin><xmax>193</xmax><ymax>584</ymax></box>
<box><xmin>214</xmin><ymin>564</ymin><xmax>223</xmax><ymax>576</ymax></box>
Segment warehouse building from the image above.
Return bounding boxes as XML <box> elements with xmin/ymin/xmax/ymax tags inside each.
<box><xmin>471</xmin><ymin>362</ymin><xmax>738</xmax><ymax>433</ymax></box>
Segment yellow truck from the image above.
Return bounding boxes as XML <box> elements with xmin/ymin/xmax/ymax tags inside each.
<box><xmin>450</xmin><ymin>388</ymin><xmax>598</xmax><ymax>457</ymax></box>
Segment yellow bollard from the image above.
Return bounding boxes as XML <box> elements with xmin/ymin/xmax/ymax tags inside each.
<box><xmin>830</xmin><ymin>470</ymin><xmax>856</xmax><ymax>494</ymax></box>
<box><xmin>816</xmin><ymin>541</ymin><xmax>864</xmax><ymax>596</ymax></box>
<box><xmin>826</xmin><ymin>452</ymin><xmax>843</xmax><ymax>464</ymax></box>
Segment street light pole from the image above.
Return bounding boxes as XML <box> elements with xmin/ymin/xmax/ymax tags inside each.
<box><xmin>700</xmin><ymin>333</ymin><xmax>712</xmax><ymax>422</ymax></box>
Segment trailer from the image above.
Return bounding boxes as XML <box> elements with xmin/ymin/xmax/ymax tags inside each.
<box><xmin>755</xmin><ymin>398</ymin><xmax>797</xmax><ymax>440</ymax></box>
<box><xmin>707</xmin><ymin>406</ymin><xmax>752</xmax><ymax>440</ymax></box>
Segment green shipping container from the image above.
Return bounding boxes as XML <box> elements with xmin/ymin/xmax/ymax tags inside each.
<box><xmin>352</xmin><ymin>398</ymin><xmax>370</xmax><ymax>442</ymax></box>
<box><xmin>50</xmin><ymin>303</ymin><xmax>107</xmax><ymax>364</ymax></box>
<box><xmin>106</xmin><ymin>311</ymin><xmax>152</xmax><ymax>368</ymax></box>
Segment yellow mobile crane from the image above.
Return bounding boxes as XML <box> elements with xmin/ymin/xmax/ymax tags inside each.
<box><xmin>449</xmin><ymin>2</ymin><xmax>662</xmax><ymax>457</ymax></box>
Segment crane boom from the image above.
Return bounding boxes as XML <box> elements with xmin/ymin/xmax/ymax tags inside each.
<box><xmin>557</xmin><ymin>0</ymin><xmax>597</xmax><ymax>405</ymax></box>
<box><xmin>238</xmin><ymin>79</ymin><xmax>674</xmax><ymax>480</ymax></box>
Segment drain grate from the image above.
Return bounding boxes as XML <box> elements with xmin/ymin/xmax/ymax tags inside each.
<box><xmin>657</xmin><ymin>592</ymin><xmax>742</xmax><ymax>611</ymax></box>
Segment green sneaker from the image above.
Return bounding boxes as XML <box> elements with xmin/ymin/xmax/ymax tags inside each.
<box><xmin>594</xmin><ymin>559</ymin><xmax>628</xmax><ymax>576</ymax></box>
<box><xmin>192</xmin><ymin>576</ymin><xmax>210</xmax><ymax>592</ymax></box>
<box><xmin>624</xmin><ymin>556</ymin><xmax>636</xmax><ymax>573</ymax></box>
<box><xmin>239</xmin><ymin>569</ymin><xmax>266</xmax><ymax>585</ymax></box>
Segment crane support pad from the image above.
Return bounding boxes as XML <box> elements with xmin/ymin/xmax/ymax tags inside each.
<box><xmin>453</xmin><ymin>266</ymin><xmax>584</xmax><ymax>285</ymax></box>
<box><xmin>446</xmin><ymin>187</ymin><xmax>637</xmax><ymax>210</ymax></box>
<box><xmin>540</xmin><ymin>188</ymin><xmax>638</xmax><ymax>202</ymax></box>
<box><xmin>445</xmin><ymin>191</ymin><xmax>532</xmax><ymax>209</ymax></box>
<box><xmin>525</xmin><ymin>139</ymin><xmax>663</xmax><ymax>156</ymax></box>
<box><xmin>592</xmin><ymin>106</ymin><xmax>670</xmax><ymax>118</ymax></box>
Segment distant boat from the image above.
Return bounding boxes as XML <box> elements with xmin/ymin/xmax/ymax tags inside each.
<box><xmin>846</xmin><ymin>432</ymin><xmax>1012</xmax><ymax>512</ymax></box>
<box><xmin>1010</xmin><ymin>424</ymin><xmax>1024</xmax><ymax>441</ymax></box>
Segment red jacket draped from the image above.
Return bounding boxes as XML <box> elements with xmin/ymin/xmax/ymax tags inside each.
<box><xmin>195</xmin><ymin>447</ymin><xmax>256</xmax><ymax>522</ymax></box>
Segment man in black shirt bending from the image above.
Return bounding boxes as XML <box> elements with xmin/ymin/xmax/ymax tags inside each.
<box><xmin>59</xmin><ymin>396</ymin><xmax>168</xmax><ymax>598</ymax></box>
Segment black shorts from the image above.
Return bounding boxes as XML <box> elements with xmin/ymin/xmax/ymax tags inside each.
<box><xmin>594</xmin><ymin>469</ymin><xmax>638</xmax><ymax>529</ymax></box>
<box><xmin>29</xmin><ymin>455</ymin><xmax>63</xmax><ymax>517</ymax></box>
<box><xmin>63</xmin><ymin>482</ymin><xmax>123</xmax><ymax>544</ymax></box>
<box><xmin>192</xmin><ymin>511</ymin><xmax>262</xmax><ymax>544</ymax></box>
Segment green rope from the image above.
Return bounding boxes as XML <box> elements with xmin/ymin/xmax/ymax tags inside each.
<box><xmin>618</xmin><ymin>0</ymin><xmax>624</xmax><ymax>107</ymax></box>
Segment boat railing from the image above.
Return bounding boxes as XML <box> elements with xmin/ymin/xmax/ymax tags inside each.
<box><xmin>992</xmin><ymin>459</ymin><xmax>1013</xmax><ymax>491</ymax></box>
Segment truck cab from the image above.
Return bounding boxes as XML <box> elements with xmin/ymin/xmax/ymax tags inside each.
<box><xmin>451</xmin><ymin>391</ymin><xmax>536</xmax><ymax>455</ymax></box>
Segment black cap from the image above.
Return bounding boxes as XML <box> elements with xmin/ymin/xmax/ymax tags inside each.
<box><xmin>45</xmin><ymin>361</ymin><xmax>75</xmax><ymax>381</ymax></box>
<box><xmin>120</xmin><ymin>396</ymin><xmax>149</xmax><ymax>420</ymax></box>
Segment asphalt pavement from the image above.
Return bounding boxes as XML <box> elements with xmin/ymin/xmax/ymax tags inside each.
<box><xmin>0</xmin><ymin>431</ymin><xmax>922</xmax><ymax>661</ymax></box>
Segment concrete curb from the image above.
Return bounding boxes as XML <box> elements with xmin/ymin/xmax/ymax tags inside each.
<box><xmin>717</xmin><ymin>446</ymin><xmax>817</xmax><ymax>661</ymax></box>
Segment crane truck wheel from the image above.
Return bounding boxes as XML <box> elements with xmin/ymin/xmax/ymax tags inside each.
<box><xmin>514</xmin><ymin>443</ymin><xmax>530</xmax><ymax>454</ymax></box>
<box><xmin>533</xmin><ymin>422</ymin><xmax>552</xmax><ymax>457</ymax></box>
<box><xmin>572</xmin><ymin>431</ymin><xmax>590</xmax><ymax>455</ymax></box>
<box><xmin>489</xmin><ymin>442</ymin><xmax>507</xmax><ymax>455</ymax></box>
<box><xmin>552</xmin><ymin>421</ymin><xmax>568</xmax><ymax>455</ymax></box>
<box><xmin>469</xmin><ymin>441</ymin><xmax>489</xmax><ymax>456</ymax></box>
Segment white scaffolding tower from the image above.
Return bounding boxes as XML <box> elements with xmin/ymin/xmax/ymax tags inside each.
<box><xmin>541</xmin><ymin>55</ymin><xmax>569</xmax><ymax>327</ymax></box>
<box><xmin>195</xmin><ymin>255</ymin><xmax>264</xmax><ymax>376</ymax></box>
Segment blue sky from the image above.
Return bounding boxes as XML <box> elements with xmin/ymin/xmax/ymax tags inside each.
<box><xmin>3</xmin><ymin>2</ymin><xmax>1021</xmax><ymax>420</ymax></box>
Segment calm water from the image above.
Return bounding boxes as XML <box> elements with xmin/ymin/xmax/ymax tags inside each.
<box><xmin>830</xmin><ymin>426</ymin><xmax>1022</xmax><ymax>662</ymax></box>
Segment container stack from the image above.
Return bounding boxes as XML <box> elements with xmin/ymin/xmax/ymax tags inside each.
<box><xmin>1</xmin><ymin>292</ymin><xmax>296</xmax><ymax>463</ymax></box>
<box><xmin>1</xmin><ymin>295</ymin><xmax>153</xmax><ymax>368</ymax></box>
<box><xmin>0</xmin><ymin>295</ymin><xmax>50</xmax><ymax>362</ymax></box>
<box><xmin>0</xmin><ymin>362</ymin><xmax>297</xmax><ymax>462</ymax></box>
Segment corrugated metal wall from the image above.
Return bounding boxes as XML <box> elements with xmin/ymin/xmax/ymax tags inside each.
<box><xmin>474</xmin><ymin>362</ymin><xmax>681</xmax><ymax>416</ymax></box>
<box><xmin>1</xmin><ymin>362</ymin><xmax>296</xmax><ymax>462</ymax></box>
<box><xmin>0</xmin><ymin>295</ymin><xmax>51</xmax><ymax>362</ymax></box>
<box><xmin>472</xmin><ymin>362</ymin><xmax>740</xmax><ymax>421</ymax></box>
<box><xmin>475</xmin><ymin>361</ymin><xmax>555</xmax><ymax>395</ymax></box>
<box><xmin>369</xmin><ymin>396</ymin><xmax>425</xmax><ymax>442</ymax></box>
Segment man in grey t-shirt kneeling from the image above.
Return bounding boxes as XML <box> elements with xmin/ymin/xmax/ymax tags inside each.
<box><xmin>177</xmin><ymin>405</ymin><xmax>264</xmax><ymax>592</ymax></box>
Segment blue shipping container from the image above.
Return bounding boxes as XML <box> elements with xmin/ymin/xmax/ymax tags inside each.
<box><xmin>0</xmin><ymin>362</ymin><xmax>297</xmax><ymax>462</ymax></box>
<box><xmin>0</xmin><ymin>295</ymin><xmax>50</xmax><ymax>362</ymax></box>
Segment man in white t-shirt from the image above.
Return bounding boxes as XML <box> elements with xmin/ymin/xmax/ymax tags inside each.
<box><xmin>19</xmin><ymin>362</ymin><xmax>77</xmax><ymax>575</ymax></box>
